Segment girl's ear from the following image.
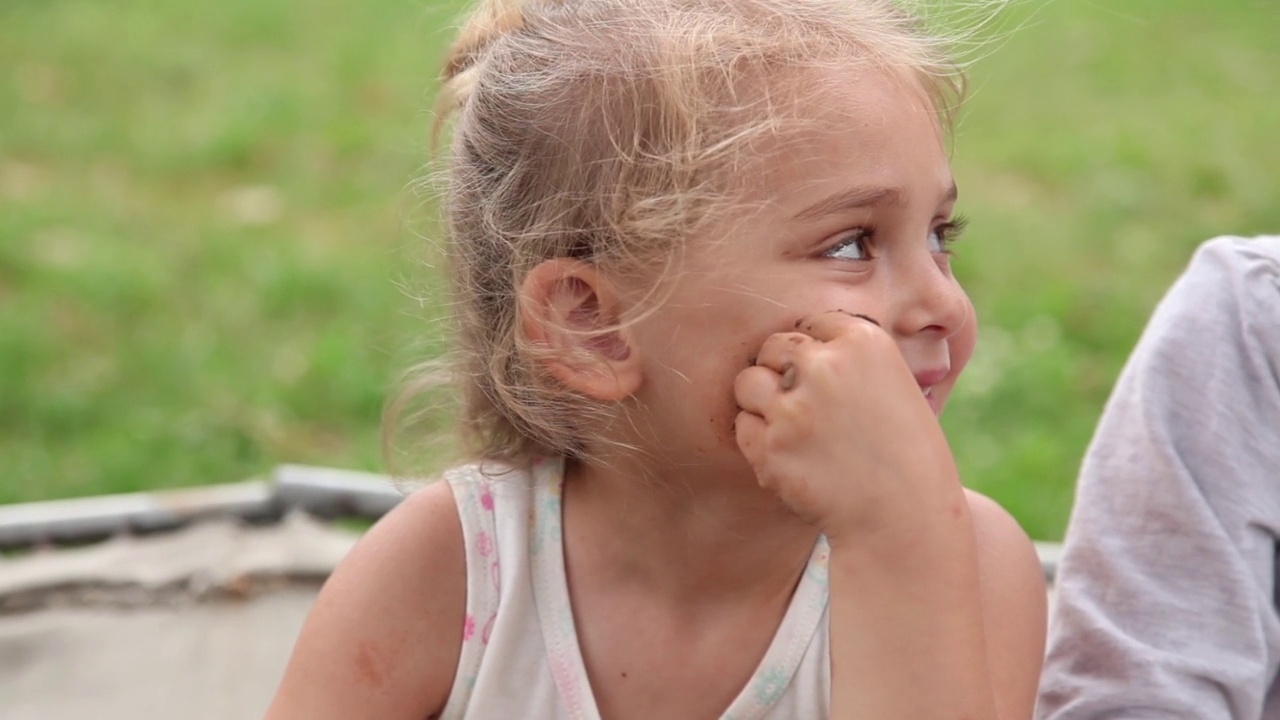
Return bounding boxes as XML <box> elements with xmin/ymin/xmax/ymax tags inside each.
<box><xmin>518</xmin><ymin>258</ymin><xmax>643</xmax><ymax>401</ymax></box>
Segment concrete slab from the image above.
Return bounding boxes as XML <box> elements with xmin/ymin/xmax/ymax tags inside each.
<box><xmin>0</xmin><ymin>590</ymin><xmax>318</xmax><ymax>720</ymax></box>
<box><xmin>0</xmin><ymin>514</ymin><xmax>358</xmax><ymax>720</ymax></box>
<box><xmin>0</xmin><ymin>495</ymin><xmax>1062</xmax><ymax>720</ymax></box>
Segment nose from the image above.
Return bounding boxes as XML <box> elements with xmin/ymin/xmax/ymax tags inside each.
<box><xmin>887</xmin><ymin>251</ymin><xmax>969</xmax><ymax>342</ymax></box>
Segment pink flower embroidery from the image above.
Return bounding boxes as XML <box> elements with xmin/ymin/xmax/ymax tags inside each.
<box><xmin>476</xmin><ymin>530</ymin><xmax>493</xmax><ymax>558</ymax></box>
<box><xmin>463</xmin><ymin>614</ymin><xmax>476</xmax><ymax>641</ymax></box>
<box><xmin>480</xmin><ymin>489</ymin><xmax>494</xmax><ymax>511</ymax></box>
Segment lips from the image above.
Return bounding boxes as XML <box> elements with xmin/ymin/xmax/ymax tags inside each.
<box><xmin>913</xmin><ymin>367</ymin><xmax>950</xmax><ymax>389</ymax></box>
<box><xmin>914</xmin><ymin>367</ymin><xmax>949</xmax><ymax>415</ymax></box>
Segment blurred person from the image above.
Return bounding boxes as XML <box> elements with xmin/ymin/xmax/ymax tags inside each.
<box><xmin>1039</xmin><ymin>235</ymin><xmax>1280</xmax><ymax>718</ymax></box>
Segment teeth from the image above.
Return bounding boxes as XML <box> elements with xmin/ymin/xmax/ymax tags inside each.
<box><xmin>922</xmin><ymin>386</ymin><xmax>933</xmax><ymax>397</ymax></box>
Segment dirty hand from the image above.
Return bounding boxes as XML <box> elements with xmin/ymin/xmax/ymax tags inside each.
<box><xmin>733</xmin><ymin>311</ymin><xmax>962</xmax><ymax>544</ymax></box>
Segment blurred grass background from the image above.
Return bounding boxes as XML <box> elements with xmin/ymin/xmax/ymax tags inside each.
<box><xmin>2</xmin><ymin>0</ymin><xmax>1277</xmax><ymax>540</ymax></box>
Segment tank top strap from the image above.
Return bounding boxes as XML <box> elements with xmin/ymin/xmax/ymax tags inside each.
<box><xmin>721</xmin><ymin>534</ymin><xmax>830</xmax><ymax>719</ymax></box>
<box><xmin>527</xmin><ymin>457</ymin><xmax>601</xmax><ymax>718</ymax></box>
<box><xmin>441</xmin><ymin>463</ymin><xmax>506</xmax><ymax>717</ymax></box>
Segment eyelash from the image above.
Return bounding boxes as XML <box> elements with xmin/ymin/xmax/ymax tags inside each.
<box><xmin>932</xmin><ymin>213</ymin><xmax>969</xmax><ymax>255</ymax></box>
<box><xmin>823</xmin><ymin>214</ymin><xmax>970</xmax><ymax>261</ymax></box>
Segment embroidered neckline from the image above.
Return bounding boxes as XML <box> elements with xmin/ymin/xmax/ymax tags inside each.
<box><xmin>527</xmin><ymin>457</ymin><xmax>830</xmax><ymax>720</ymax></box>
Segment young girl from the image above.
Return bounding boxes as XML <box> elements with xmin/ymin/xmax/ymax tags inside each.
<box><xmin>266</xmin><ymin>0</ymin><xmax>1046</xmax><ymax>717</ymax></box>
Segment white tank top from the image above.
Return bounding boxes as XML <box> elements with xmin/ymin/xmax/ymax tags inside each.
<box><xmin>440</xmin><ymin>457</ymin><xmax>832</xmax><ymax>719</ymax></box>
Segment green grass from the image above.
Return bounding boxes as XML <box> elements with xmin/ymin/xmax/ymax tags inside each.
<box><xmin>946</xmin><ymin>0</ymin><xmax>1280</xmax><ymax>537</ymax></box>
<box><xmin>3</xmin><ymin>0</ymin><xmax>1277</xmax><ymax>540</ymax></box>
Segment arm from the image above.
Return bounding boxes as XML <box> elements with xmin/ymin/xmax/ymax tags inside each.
<box><xmin>735</xmin><ymin>312</ymin><xmax>1046</xmax><ymax>719</ymax></box>
<box><xmin>263</xmin><ymin>481</ymin><xmax>466</xmax><ymax>720</ymax></box>
<box><xmin>823</xmin><ymin>481</ymin><xmax>1045</xmax><ymax>720</ymax></box>
<box><xmin>970</xmin><ymin>490</ymin><xmax>1049</xmax><ymax>720</ymax></box>
<box><xmin>1038</xmin><ymin>236</ymin><xmax>1280</xmax><ymax>720</ymax></box>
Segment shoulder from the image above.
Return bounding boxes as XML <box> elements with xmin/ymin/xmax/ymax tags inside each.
<box><xmin>264</xmin><ymin>480</ymin><xmax>466</xmax><ymax>720</ymax></box>
<box><xmin>964</xmin><ymin>489</ymin><xmax>1046</xmax><ymax>620</ymax></box>
<box><xmin>1105</xmin><ymin>235</ymin><xmax>1280</xmax><ymax>409</ymax></box>
<box><xmin>964</xmin><ymin>489</ymin><xmax>1047</xmax><ymax>719</ymax></box>
<box><xmin>1186</xmin><ymin>234</ymin><xmax>1280</xmax><ymax>284</ymax></box>
<box><xmin>1149</xmin><ymin>235</ymin><xmax>1280</xmax><ymax>344</ymax></box>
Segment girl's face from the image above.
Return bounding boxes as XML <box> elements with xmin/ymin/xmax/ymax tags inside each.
<box><xmin>624</xmin><ymin>71</ymin><xmax>976</xmax><ymax>478</ymax></box>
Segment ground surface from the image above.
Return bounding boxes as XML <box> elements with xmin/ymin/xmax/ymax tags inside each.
<box><xmin>0</xmin><ymin>516</ymin><xmax>355</xmax><ymax>720</ymax></box>
<box><xmin>0</xmin><ymin>515</ymin><xmax>1060</xmax><ymax>720</ymax></box>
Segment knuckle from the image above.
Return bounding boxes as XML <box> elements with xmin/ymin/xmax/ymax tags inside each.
<box><xmin>772</xmin><ymin>400</ymin><xmax>814</xmax><ymax>438</ymax></box>
<box><xmin>807</xmin><ymin>350</ymin><xmax>838</xmax><ymax>377</ymax></box>
<box><xmin>837</xmin><ymin>320</ymin><xmax>888</xmax><ymax>351</ymax></box>
<box><xmin>766</xmin><ymin>331</ymin><xmax>808</xmax><ymax>353</ymax></box>
<box><xmin>852</xmin><ymin>319</ymin><xmax>884</xmax><ymax>340</ymax></box>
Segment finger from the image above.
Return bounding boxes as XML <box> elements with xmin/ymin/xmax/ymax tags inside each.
<box><xmin>734</xmin><ymin>364</ymin><xmax>783</xmax><ymax>415</ymax></box>
<box><xmin>754</xmin><ymin>331</ymin><xmax>813</xmax><ymax>373</ymax></box>
<box><xmin>779</xmin><ymin>364</ymin><xmax>798</xmax><ymax>391</ymax></box>
<box><xmin>732</xmin><ymin>410</ymin><xmax>773</xmax><ymax>487</ymax></box>
<box><xmin>796</xmin><ymin>309</ymin><xmax>883</xmax><ymax>343</ymax></box>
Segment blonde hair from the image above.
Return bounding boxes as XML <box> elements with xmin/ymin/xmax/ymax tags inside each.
<box><xmin>390</xmin><ymin>0</ymin><xmax>969</xmax><ymax>468</ymax></box>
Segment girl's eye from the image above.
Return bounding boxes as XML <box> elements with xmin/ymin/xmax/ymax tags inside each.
<box><xmin>928</xmin><ymin>213</ymin><xmax>969</xmax><ymax>254</ymax></box>
<box><xmin>822</xmin><ymin>228</ymin><xmax>873</xmax><ymax>261</ymax></box>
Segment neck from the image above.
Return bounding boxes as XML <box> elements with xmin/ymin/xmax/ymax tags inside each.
<box><xmin>561</xmin><ymin>453</ymin><xmax>819</xmax><ymax>609</ymax></box>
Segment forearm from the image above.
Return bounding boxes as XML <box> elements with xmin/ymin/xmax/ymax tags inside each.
<box><xmin>827</xmin><ymin>492</ymin><xmax>998</xmax><ymax>720</ymax></box>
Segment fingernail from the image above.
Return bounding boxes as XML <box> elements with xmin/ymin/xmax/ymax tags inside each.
<box><xmin>780</xmin><ymin>364</ymin><xmax>798</xmax><ymax>391</ymax></box>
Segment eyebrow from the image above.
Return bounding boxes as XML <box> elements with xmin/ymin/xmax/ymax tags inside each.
<box><xmin>790</xmin><ymin>181</ymin><xmax>959</xmax><ymax>222</ymax></box>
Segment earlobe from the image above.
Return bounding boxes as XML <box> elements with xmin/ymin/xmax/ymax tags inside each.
<box><xmin>519</xmin><ymin>259</ymin><xmax>643</xmax><ymax>401</ymax></box>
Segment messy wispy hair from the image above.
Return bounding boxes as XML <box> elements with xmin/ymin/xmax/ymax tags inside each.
<box><xmin>389</xmin><ymin>0</ymin><xmax>978</xmax><ymax>469</ymax></box>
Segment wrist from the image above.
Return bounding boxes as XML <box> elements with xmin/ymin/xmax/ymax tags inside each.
<box><xmin>822</xmin><ymin>484</ymin><xmax>973</xmax><ymax>562</ymax></box>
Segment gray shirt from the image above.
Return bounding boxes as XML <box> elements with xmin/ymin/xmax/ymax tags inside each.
<box><xmin>1038</xmin><ymin>236</ymin><xmax>1280</xmax><ymax>719</ymax></box>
